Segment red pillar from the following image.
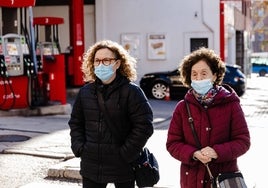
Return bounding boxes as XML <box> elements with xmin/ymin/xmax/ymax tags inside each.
<box><xmin>69</xmin><ymin>0</ymin><xmax>85</xmax><ymax>86</ymax></box>
<box><xmin>220</xmin><ymin>1</ymin><xmax>225</xmax><ymax>61</ymax></box>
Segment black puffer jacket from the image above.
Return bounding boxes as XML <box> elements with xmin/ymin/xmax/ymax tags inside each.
<box><xmin>68</xmin><ymin>74</ymin><xmax>154</xmax><ymax>183</ymax></box>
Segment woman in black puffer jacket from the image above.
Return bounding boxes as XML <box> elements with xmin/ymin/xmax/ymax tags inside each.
<box><xmin>68</xmin><ymin>40</ymin><xmax>154</xmax><ymax>188</ymax></box>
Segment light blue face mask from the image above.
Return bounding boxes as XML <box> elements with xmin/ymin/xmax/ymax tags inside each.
<box><xmin>191</xmin><ymin>79</ymin><xmax>213</xmax><ymax>95</ymax></box>
<box><xmin>94</xmin><ymin>63</ymin><xmax>115</xmax><ymax>81</ymax></box>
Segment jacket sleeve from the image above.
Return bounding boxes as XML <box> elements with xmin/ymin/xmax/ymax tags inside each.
<box><xmin>68</xmin><ymin>90</ymin><xmax>85</xmax><ymax>157</ymax></box>
<box><xmin>166</xmin><ymin>101</ymin><xmax>199</xmax><ymax>165</ymax></box>
<box><xmin>213</xmin><ymin>101</ymin><xmax>250</xmax><ymax>163</ymax></box>
<box><xmin>119</xmin><ymin>85</ymin><xmax>154</xmax><ymax>163</ymax></box>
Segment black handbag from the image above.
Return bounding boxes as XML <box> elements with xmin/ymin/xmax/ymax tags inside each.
<box><xmin>97</xmin><ymin>90</ymin><xmax>160</xmax><ymax>187</ymax></box>
<box><xmin>185</xmin><ymin>100</ymin><xmax>247</xmax><ymax>188</ymax></box>
<box><xmin>133</xmin><ymin>147</ymin><xmax>160</xmax><ymax>187</ymax></box>
<box><xmin>215</xmin><ymin>171</ymin><xmax>247</xmax><ymax>188</ymax></box>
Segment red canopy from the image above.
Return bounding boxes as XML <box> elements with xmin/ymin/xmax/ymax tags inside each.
<box><xmin>0</xmin><ymin>0</ymin><xmax>36</xmax><ymax>7</ymax></box>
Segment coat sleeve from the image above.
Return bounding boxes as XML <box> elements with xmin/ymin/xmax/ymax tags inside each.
<box><xmin>166</xmin><ymin>101</ymin><xmax>199</xmax><ymax>165</ymax></box>
<box><xmin>68</xmin><ymin>90</ymin><xmax>86</xmax><ymax>157</ymax></box>
<box><xmin>119</xmin><ymin>85</ymin><xmax>154</xmax><ymax>163</ymax></box>
<box><xmin>213</xmin><ymin>101</ymin><xmax>250</xmax><ymax>163</ymax></box>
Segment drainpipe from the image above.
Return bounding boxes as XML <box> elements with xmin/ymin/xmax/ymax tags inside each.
<box><xmin>219</xmin><ymin>1</ymin><xmax>225</xmax><ymax>61</ymax></box>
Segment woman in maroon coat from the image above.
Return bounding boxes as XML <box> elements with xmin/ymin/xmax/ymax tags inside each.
<box><xmin>166</xmin><ymin>48</ymin><xmax>250</xmax><ymax>188</ymax></box>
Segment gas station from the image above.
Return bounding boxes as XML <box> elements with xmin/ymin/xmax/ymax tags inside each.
<box><xmin>0</xmin><ymin>0</ymin><xmax>85</xmax><ymax>113</ymax></box>
<box><xmin>0</xmin><ymin>0</ymin><xmax>252</xmax><ymax>114</ymax></box>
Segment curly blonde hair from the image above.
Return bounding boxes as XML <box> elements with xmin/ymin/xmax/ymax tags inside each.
<box><xmin>81</xmin><ymin>40</ymin><xmax>137</xmax><ymax>82</ymax></box>
<box><xmin>179</xmin><ymin>47</ymin><xmax>226</xmax><ymax>87</ymax></box>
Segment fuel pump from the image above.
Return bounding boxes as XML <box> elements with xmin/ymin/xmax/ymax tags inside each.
<box><xmin>0</xmin><ymin>0</ymin><xmax>84</xmax><ymax>111</ymax></box>
<box><xmin>34</xmin><ymin>17</ymin><xmax>66</xmax><ymax>105</ymax></box>
<box><xmin>1</xmin><ymin>34</ymin><xmax>25</xmax><ymax>76</ymax></box>
<box><xmin>0</xmin><ymin>34</ymin><xmax>29</xmax><ymax>110</ymax></box>
<box><xmin>0</xmin><ymin>0</ymin><xmax>50</xmax><ymax>110</ymax></box>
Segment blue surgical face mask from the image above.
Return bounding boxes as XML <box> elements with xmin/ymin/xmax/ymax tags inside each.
<box><xmin>94</xmin><ymin>63</ymin><xmax>115</xmax><ymax>81</ymax></box>
<box><xmin>191</xmin><ymin>79</ymin><xmax>213</xmax><ymax>95</ymax></box>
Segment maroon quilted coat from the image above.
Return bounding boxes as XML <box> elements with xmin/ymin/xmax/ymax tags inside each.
<box><xmin>166</xmin><ymin>85</ymin><xmax>250</xmax><ymax>188</ymax></box>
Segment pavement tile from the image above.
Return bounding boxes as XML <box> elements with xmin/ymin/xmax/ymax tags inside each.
<box><xmin>19</xmin><ymin>182</ymin><xmax>80</xmax><ymax>188</ymax></box>
<box><xmin>2</xmin><ymin>129</ymin><xmax>74</xmax><ymax>159</ymax></box>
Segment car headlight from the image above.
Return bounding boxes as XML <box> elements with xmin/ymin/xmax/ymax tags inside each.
<box><xmin>234</xmin><ymin>76</ymin><xmax>245</xmax><ymax>82</ymax></box>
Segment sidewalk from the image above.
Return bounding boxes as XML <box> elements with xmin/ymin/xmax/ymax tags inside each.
<box><xmin>1</xmin><ymin>74</ymin><xmax>268</xmax><ymax>188</ymax></box>
<box><xmin>49</xmin><ymin>130</ymin><xmax>181</xmax><ymax>188</ymax></box>
<box><xmin>6</xmin><ymin>118</ymin><xmax>268</xmax><ymax>188</ymax></box>
<box><xmin>2</xmin><ymin>123</ymin><xmax>180</xmax><ymax>188</ymax></box>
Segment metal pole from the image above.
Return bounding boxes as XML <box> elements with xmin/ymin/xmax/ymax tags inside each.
<box><xmin>28</xmin><ymin>6</ymin><xmax>37</xmax><ymax>74</ymax></box>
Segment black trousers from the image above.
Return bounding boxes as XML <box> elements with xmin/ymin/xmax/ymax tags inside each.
<box><xmin>82</xmin><ymin>176</ymin><xmax>135</xmax><ymax>188</ymax></box>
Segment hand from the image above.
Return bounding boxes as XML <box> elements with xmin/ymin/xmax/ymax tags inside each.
<box><xmin>201</xmin><ymin>146</ymin><xmax>218</xmax><ymax>159</ymax></box>
<box><xmin>193</xmin><ymin>150</ymin><xmax>212</xmax><ymax>164</ymax></box>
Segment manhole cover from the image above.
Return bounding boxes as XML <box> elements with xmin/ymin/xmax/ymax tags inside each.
<box><xmin>0</xmin><ymin>135</ymin><xmax>30</xmax><ymax>142</ymax></box>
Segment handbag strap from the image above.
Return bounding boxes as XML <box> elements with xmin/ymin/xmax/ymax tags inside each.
<box><xmin>184</xmin><ymin>99</ymin><xmax>201</xmax><ymax>149</ymax></box>
<box><xmin>96</xmin><ymin>89</ymin><xmax>123</xmax><ymax>143</ymax></box>
<box><xmin>184</xmin><ymin>99</ymin><xmax>215</xmax><ymax>181</ymax></box>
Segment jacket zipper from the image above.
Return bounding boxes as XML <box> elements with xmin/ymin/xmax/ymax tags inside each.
<box><xmin>98</xmin><ymin>112</ymin><xmax>103</xmax><ymax>182</ymax></box>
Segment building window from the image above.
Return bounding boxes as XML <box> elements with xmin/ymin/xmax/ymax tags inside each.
<box><xmin>190</xmin><ymin>38</ymin><xmax>208</xmax><ymax>52</ymax></box>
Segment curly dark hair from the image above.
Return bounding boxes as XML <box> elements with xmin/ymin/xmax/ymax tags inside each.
<box><xmin>81</xmin><ymin>40</ymin><xmax>137</xmax><ymax>82</ymax></box>
<box><xmin>179</xmin><ymin>47</ymin><xmax>226</xmax><ymax>87</ymax></box>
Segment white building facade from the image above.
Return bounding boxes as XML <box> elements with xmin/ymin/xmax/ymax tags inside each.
<box><xmin>32</xmin><ymin>0</ymin><xmax>251</xmax><ymax>83</ymax></box>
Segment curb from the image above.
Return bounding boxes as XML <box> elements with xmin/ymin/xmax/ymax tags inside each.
<box><xmin>0</xmin><ymin>103</ymin><xmax>72</xmax><ymax>117</ymax></box>
<box><xmin>0</xmin><ymin>88</ymin><xmax>77</xmax><ymax>117</ymax></box>
<box><xmin>3</xmin><ymin>149</ymin><xmax>74</xmax><ymax>160</ymax></box>
<box><xmin>48</xmin><ymin>158</ymin><xmax>82</xmax><ymax>180</ymax></box>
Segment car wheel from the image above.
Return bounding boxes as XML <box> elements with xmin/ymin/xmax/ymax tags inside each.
<box><xmin>151</xmin><ymin>82</ymin><xmax>168</xmax><ymax>100</ymax></box>
<box><xmin>259</xmin><ymin>69</ymin><xmax>267</xmax><ymax>77</ymax></box>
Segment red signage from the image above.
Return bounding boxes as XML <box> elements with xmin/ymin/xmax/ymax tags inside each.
<box><xmin>0</xmin><ymin>76</ymin><xmax>29</xmax><ymax>110</ymax></box>
<box><xmin>0</xmin><ymin>0</ymin><xmax>36</xmax><ymax>7</ymax></box>
<box><xmin>34</xmin><ymin>17</ymin><xmax>64</xmax><ymax>26</ymax></box>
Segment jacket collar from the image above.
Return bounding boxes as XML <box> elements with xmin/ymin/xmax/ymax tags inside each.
<box><xmin>95</xmin><ymin>73</ymin><xmax>129</xmax><ymax>97</ymax></box>
<box><xmin>185</xmin><ymin>84</ymin><xmax>240</xmax><ymax>108</ymax></box>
